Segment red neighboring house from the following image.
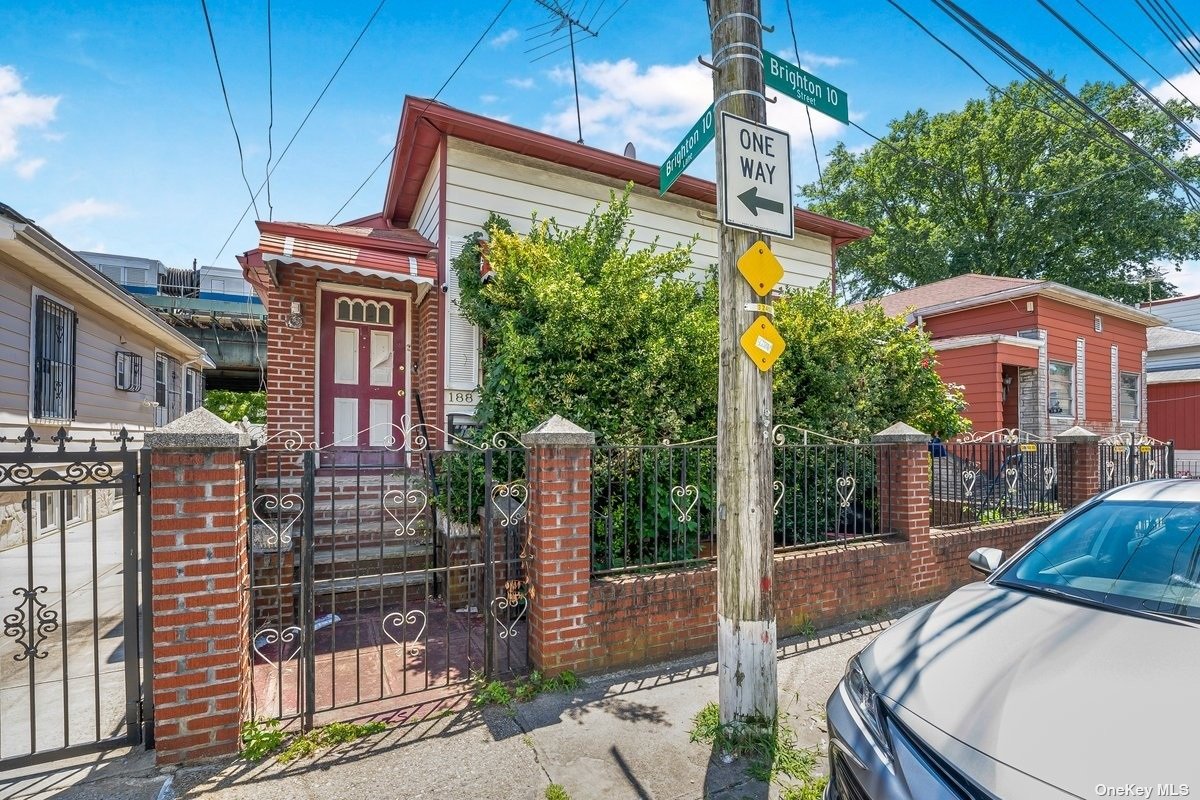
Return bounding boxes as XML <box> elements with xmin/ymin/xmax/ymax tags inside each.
<box><xmin>238</xmin><ymin>97</ymin><xmax>869</xmax><ymax>452</ymax></box>
<box><xmin>859</xmin><ymin>274</ymin><xmax>1164</xmax><ymax>438</ymax></box>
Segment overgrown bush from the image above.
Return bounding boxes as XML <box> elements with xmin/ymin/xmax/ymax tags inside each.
<box><xmin>204</xmin><ymin>389</ymin><xmax>266</xmax><ymax>424</ymax></box>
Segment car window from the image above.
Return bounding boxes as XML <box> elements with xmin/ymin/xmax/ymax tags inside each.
<box><xmin>997</xmin><ymin>500</ymin><xmax>1200</xmax><ymax>621</ymax></box>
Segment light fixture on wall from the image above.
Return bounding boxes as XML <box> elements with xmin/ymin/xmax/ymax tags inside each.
<box><xmin>1002</xmin><ymin>373</ymin><xmax>1013</xmax><ymax>403</ymax></box>
<box><xmin>285</xmin><ymin>300</ymin><xmax>304</xmax><ymax>329</ymax></box>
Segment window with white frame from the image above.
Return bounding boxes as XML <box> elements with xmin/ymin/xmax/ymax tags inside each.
<box><xmin>32</xmin><ymin>294</ymin><xmax>78</xmax><ymax>421</ymax></box>
<box><xmin>1119</xmin><ymin>372</ymin><xmax>1140</xmax><ymax>421</ymax></box>
<box><xmin>155</xmin><ymin>354</ymin><xmax>182</xmax><ymax>425</ymax></box>
<box><xmin>1048</xmin><ymin>361</ymin><xmax>1074</xmax><ymax>416</ymax></box>
<box><xmin>184</xmin><ymin>368</ymin><xmax>204</xmax><ymax>412</ymax></box>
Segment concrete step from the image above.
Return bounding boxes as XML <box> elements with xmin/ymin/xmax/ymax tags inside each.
<box><xmin>309</xmin><ymin>541</ymin><xmax>434</xmax><ymax>565</ymax></box>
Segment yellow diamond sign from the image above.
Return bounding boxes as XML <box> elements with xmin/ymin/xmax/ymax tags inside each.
<box><xmin>740</xmin><ymin>315</ymin><xmax>785</xmax><ymax>372</ymax></box>
<box><xmin>737</xmin><ymin>240</ymin><xmax>784</xmax><ymax>297</ymax></box>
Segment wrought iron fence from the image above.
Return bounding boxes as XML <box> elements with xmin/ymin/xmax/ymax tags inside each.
<box><xmin>930</xmin><ymin>433</ymin><xmax>1061</xmax><ymax>528</ymax></box>
<box><xmin>1174</xmin><ymin>459</ymin><xmax>1200</xmax><ymax>479</ymax></box>
<box><xmin>1099</xmin><ymin>435</ymin><xmax>1174</xmax><ymax>490</ymax></box>
<box><xmin>245</xmin><ymin>421</ymin><xmax>529</xmax><ymax>725</ymax></box>
<box><xmin>590</xmin><ymin>430</ymin><xmax>892</xmax><ymax>576</ymax></box>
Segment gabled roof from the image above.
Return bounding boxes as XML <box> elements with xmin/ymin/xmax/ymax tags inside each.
<box><xmin>380</xmin><ymin>96</ymin><xmax>873</xmax><ymax>247</ymax></box>
<box><xmin>1148</xmin><ymin>325</ymin><xmax>1200</xmax><ymax>351</ymax></box>
<box><xmin>855</xmin><ymin>273</ymin><xmax>1164</xmax><ymax>328</ymax></box>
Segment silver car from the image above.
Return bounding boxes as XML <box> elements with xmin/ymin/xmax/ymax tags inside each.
<box><xmin>826</xmin><ymin>479</ymin><xmax>1200</xmax><ymax>800</ymax></box>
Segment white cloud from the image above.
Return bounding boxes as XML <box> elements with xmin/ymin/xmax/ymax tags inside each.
<box><xmin>14</xmin><ymin>157</ymin><xmax>45</xmax><ymax>179</ymax></box>
<box><xmin>540</xmin><ymin>58</ymin><xmax>848</xmax><ymax>160</ymax></box>
<box><xmin>775</xmin><ymin>48</ymin><xmax>851</xmax><ymax>70</ymax></box>
<box><xmin>1151</xmin><ymin>71</ymin><xmax>1200</xmax><ymax>156</ymax></box>
<box><xmin>40</xmin><ymin>198</ymin><xmax>126</xmax><ymax>229</ymax></box>
<box><xmin>0</xmin><ymin>65</ymin><xmax>59</xmax><ymax>165</ymax></box>
<box><xmin>480</xmin><ymin>94</ymin><xmax>499</xmax><ymax>104</ymax></box>
<box><xmin>490</xmin><ymin>28</ymin><xmax>519</xmax><ymax>48</ymax></box>
<box><xmin>507</xmin><ymin>76</ymin><xmax>535</xmax><ymax>90</ymax></box>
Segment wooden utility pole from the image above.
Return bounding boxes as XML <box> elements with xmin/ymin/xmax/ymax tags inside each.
<box><xmin>709</xmin><ymin>0</ymin><xmax>777</xmax><ymax>724</ymax></box>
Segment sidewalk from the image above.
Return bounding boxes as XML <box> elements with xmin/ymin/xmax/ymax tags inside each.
<box><xmin>1</xmin><ymin>619</ymin><xmax>893</xmax><ymax>800</ymax></box>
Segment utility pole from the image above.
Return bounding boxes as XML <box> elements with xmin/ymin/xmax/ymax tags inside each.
<box><xmin>709</xmin><ymin>0</ymin><xmax>777</xmax><ymax>725</ymax></box>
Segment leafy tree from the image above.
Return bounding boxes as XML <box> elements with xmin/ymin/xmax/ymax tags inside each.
<box><xmin>204</xmin><ymin>389</ymin><xmax>266</xmax><ymax>424</ymax></box>
<box><xmin>804</xmin><ymin>80</ymin><xmax>1200</xmax><ymax>304</ymax></box>
<box><xmin>454</xmin><ymin>189</ymin><xmax>967</xmax><ymax>443</ymax></box>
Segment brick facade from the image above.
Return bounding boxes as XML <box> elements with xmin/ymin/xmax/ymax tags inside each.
<box><xmin>147</xmin><ymin>439</ymin><xmax>250</xmax><ymax>764</ymax></box>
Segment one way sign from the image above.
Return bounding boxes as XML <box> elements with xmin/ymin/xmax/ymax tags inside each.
<box><xmin>720</xmin><ymin>112</ymin><xmax>793</xmax><ymax>239</ymax></box>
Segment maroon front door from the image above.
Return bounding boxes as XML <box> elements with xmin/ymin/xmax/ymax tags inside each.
<box><xmin>318</xmin><ymin>291</ymin><xmax>408</xmax><ymax>450</ymax></box>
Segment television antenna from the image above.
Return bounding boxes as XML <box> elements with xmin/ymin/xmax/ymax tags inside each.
<box><xmin>527</xmin><ymin>0</ymin><xmax>627</xmax><ymax>144</ymax></box>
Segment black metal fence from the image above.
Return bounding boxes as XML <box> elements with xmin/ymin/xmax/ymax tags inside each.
<box><xmin>0</xmin><ymin>427</ymin><xmax>148</xmax><ymax>769</ymax></box>
<box><xmin>246</xmin><ymin>441</ymin><xmax>529</xmax><ymax>726</ymax></box>
<box><xmin>1099</xmin><ymin>441</ymin><xmax>1175</xmax><ymax>491</ymax></box>
<box><xmin>930</xmin><ymin>439</ymin><xmax>1061</xmax><ymax>528</ymax></box>
<box><xmin>590</xmin><ymin>435</ymin><xmax>891</xmax><ymax>576</ymax></box>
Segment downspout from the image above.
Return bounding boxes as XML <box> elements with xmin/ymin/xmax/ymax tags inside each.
<box><xmin>830</xmin><ymin>240</ymin><xmax>839</xmax><ymax>301</ymax></box>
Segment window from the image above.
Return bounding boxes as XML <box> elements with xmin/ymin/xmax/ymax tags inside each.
<box><xmin>184</xmin><ymin>368</ymin><xmax>204</xmax><ymax>413</ymax></box>
<box><xmin>33</xmin><ymin>294</ymin><xmax>77</xmax><ymax>421</ymax></box>
<box><xmin>334</xmin><ymin>297</ymin><xmax>392</xmax><ymax>326</ymax></box>
<box><xmin>1120</xmin><ymin>372</ymin><xmax>1140</xmax><ymax>421</ymax></box>
<box><xmin>38</xmin><ymin>492</ymin><xmax>58</xmax><ymax>532</ymax></box>
<box><xmin>1048</xmin><ymin>361</ymin><xmax>1074</xmax><ymax>416</ymax></box>
<box><xmin>210</xmin><ymin>279</ymin><xmax>225</xmax><ymax>294</ymax></box>
<box><xmin>155</xmin><ymin>354</ymin><xmax>182</xmax><ymax>425</ymax></box>
<box><xmin>115</xmin><ymin>351</ymin><xmax>143</xmax><ymax>391</ymax></box>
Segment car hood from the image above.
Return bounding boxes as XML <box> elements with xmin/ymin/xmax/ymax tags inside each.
<box><xmin>863</xmin><ymin>582</ymin><xmax>1200</xmax><ymax>797</ymax></box>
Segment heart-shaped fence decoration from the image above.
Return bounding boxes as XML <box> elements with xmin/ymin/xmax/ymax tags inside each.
<box><xmin>1106</xmin><ymin>460</ymin><xmax>1116</xmax><ymax>482</ymax></box>
<box><xmin>382</xmin><ymin>610</ymin><xmax>427</xmax><ymax>657</ymax></box>
<box><xmin>961</xmin><ymin>468</ymin><xmax>979</xmax><ymax>496</ymax></box>
<box><xmin>253</xmin><ymin>493</ymin><xmax>303</xmax><ymax>548</ymax></box>
<box><xmin>1043</xmin><ymin>466</ymin><xmax>1057</xmax><ymax>491</ymax></box>
<box><xmin>773</xmin><ymin>480</ymin><xmax>784</xmax><ymax>515</ymax></box>
<box><xmin>836</xmin><ymin>475</ymin><xmax>856</xmax><ymax>509</ymax></box>
<box><xmin>491</xmin><ymin>595</ymin><xmax>527</xmax><ymax>640</ymax></box>
<box><xmin>491</xmin><ymin>482</ymin><xmax>529</xmax><ymax>526</ymax></box>
<box><xmin>384</xmin><ymin>489</ymin><xmax>427</xmax><ymax>537</ymax></box>
<box><xmin>1004</xmin><ymin>467</ymin><xmax>1019</xmax><ymax>494</ymax></box>
<box><xmin>671</xmin><ymin>485</ymin><xmax>699</xmax><ymax>523</ymax></box>
<box><xmin>1147</xmin><ymin>461</ymin><xmax>1158</xmax><ymax>479</ymax></box>
<box><xmin>252</xmin><ymin>626</ymin><xmax>302</xmax><ymax>667</ymax></box>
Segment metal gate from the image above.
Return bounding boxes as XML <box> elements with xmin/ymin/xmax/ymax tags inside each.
<box><xmin>0</xmin><ymin>427</ymin><xmax>150</xmax><ymax>768</ymax></box>
<box><xmin>246</xmin><ymin>429</ymin><xmax>530</xmax><ymax>725</ymax></box>
<box><xmin>1099</xmin><ymin>435</ymin><xmax>1175</xmax><ymax>491</ymax></box>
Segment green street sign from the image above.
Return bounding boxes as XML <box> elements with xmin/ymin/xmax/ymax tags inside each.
<box><xmin>763</xmin><ymin>50</ymin><xmax>849</xmax><ymax>125</ymax></box>
<box><xmin>659</xmin><ymin>104</ymin><xmax>715</xmax><ymax>195</ymax></box>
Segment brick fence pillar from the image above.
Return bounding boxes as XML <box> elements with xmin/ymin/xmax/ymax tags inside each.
<box><xmin>522</xmin><ymin>415</ymin><xmax>596</xmax><ymax>676</ymax></box>
<box><xmin>872</xmin><ymin>422</ymin><xmax>933</xmax><ymax>599</ymax></box>
<box><xmin>145</xmin><ymin>408</ymin><xmax>251</xmax><ymax>764</ymax></box>
<box><xmin>1056</xmin><ymin>425</ymin><xmax>1100</xmax><ymax>509</ymax></box>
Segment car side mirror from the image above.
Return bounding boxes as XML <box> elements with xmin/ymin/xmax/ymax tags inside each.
<box><xmin>968</xmin><ymin>547</ymin><xmax>1004</xmax><ymax>575</ymax></box>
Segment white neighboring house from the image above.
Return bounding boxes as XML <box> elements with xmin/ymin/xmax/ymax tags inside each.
<box><xmin>0</xmin><ymin>202</ymin><xmax>211</xmax><ymax>548</ymax></box>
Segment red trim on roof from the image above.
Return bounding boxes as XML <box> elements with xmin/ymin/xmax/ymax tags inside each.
<box><xmin>256</xmin><ymin>220</ymin><xmax>438</xmax><ymax>280</ymax></box>
<box><xmin>381</xmin><ymin>97</ymin><xmax>872</xmax><ymax>246</ymax></box>
<box><xmin>258</xmin><ymin>220</ymin><xmax>435</xmax><ymax>255</ymax></box>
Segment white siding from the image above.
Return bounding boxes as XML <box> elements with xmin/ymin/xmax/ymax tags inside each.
<box><xmin>411</xmin><ymin>144</ymin><xmax>441</xmax><ymax>247</ymax></box>
<box><xmin>0</xmin><ymin>255</ymin><xmax>193</xmax><ymax>440</ymax></box>
<box><xmin>444</xmin><ymin>240</ymin><xmax>480</xmax><ymax>400</ymax></box>
<box><xmin>1145</xmin><ymin>296</ymin><xmax>1200</xmax><ymax>331</ymax></box>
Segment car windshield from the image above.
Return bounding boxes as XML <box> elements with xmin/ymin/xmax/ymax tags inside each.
<box><xmin>996</xmin><ymin>500</ymin><xmax>1200</xmax><ymax>621</ymax></box>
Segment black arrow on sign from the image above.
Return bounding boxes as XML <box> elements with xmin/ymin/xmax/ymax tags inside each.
<box><xmin>737</xmin><ymin>186</ymin><xmax>785</xmax><ymax>216</ymax></box>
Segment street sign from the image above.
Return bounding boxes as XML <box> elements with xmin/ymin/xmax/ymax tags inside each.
<box><xmin>659</xmin><ymin>104</ymin><xmax>715</xmax><ymax>195</ymax></box>
<box><xmin>737</xmin><ymin>240</ymin><xmax>784</xmax><ymax>297</ymax></box>
<box><xmin>740</xmin><ymin>315</ymin><xmax>785</xmax><ymax>371</ymax></box>
<box><xmin>763</xmin><ymin>50</ymin><xmax>849</xmax><ymax>124</ymax></box>
<box><xmin>720</xmin><ymin>112</ymin><xmax>793</xmax><ymax>239</ymax></box>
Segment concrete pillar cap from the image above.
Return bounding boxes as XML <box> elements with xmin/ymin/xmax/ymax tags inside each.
<box><xmin>144</xmin><ymin>408</ymin><xmax>251</xmax><ymax>450</ymax></box>
<box><xmin>1055</xmin><ymin>426</ymin><xmax>1100</xmax><ymax>444</ymax></box>
<box><xmin>521</xmin><ymin>415</ymin><xmax>596</xmax><ymax>447</ymax></box>
<box><xmin>871</xmin><ymin>422</ymin><xmax>929</xmax><ymax>444</ymax></box>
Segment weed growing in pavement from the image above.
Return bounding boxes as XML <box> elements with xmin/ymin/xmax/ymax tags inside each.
<box><xmin>473</xmin><ymin>670</ymin><xmax>582</xmax><ymax>707</ymax></box>
<box><xmin>545</xmin><ymin>784</ymin><xmax>571</xmax><ymax>800</ymax></box>
<box><xmin>689</xmin><ymin>703</ymin><xmax>827</xmax><ymax>797</ymax></box>
<box><xmin>240</xmin><ymin>719</ymin><xmax>286</xmax><ymax>762</ymax></box>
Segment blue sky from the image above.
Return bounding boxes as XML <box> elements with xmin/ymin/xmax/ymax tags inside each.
<box><xmin>3</xmin><ymin>0</ymin><xmax>1200</xmax><ymax>291</ymax></box>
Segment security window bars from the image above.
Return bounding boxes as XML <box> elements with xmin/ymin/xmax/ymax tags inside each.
<box><xmin>184</xmin><ymin>368</ymin><xmax>204</xmax><ymax>412</ymax></box>
<box><xmin>1119</xmin><ymin>372</ymin><xmax>1140</xmax><ymax>421</ymax></box>
<box><xmin>155</xmin><ymin>354</ymin><xmax>182</xmax><ymax>426</ymax></box>
<box><xmin>115</xmin><ymin>351</ymin><xmax>143</xmax><ymax>392</ymax></box>
<box><xmin>33</xmin><ymin>295</ymin><xmax>77</xmax><ymax>421</ymax></box>
<box><xmin>1048</xmin><ymin>361</ymin><xmax>1074</xmax><ymax>416</ymax></box>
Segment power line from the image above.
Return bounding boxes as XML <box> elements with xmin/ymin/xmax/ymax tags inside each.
<box><xmin>265</xmin><ymin>0</ymin><xmax>274</xmax><ymax>222</ymax></box>
<box><xmin>325</xmin><ymin>0</ymin><xmax>514</xmax><ymax>225</ymax></box>
<box><xmin>783</xmin><ymin>0</ymin><xmax>822</xmax><ymax>186</ymax></box>
<box><xmin>1073</xmin><ymin>0</ymin><xmax>1195</xmax><ymax>105</ymax></box>
<box><xmin>208</xmin><ymin>0</ymin><xmax>391</xmax><ymax>268</ymax></box>
<box><xmin>1137</xmin><ymin>0</ymin><xmax>1200</xmax><ymax>77</ymax></box>
<box><xmin>200</xmin><ymin>0</ymin><xmax>260</xmax><ymax>221</ymax></box>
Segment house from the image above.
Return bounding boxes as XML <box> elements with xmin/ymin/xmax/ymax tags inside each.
<box><xmin>1141</xmin><ymin>326</ymin><xmax>1200</xmax><ymax>464</ymax></box>
<box><xmin>0</xmin><ymin>202</ymin><xmax>209</xmax><ymax>547</ymax></box>
<box><xmin>858</xmin><ymin>274</ymin><xmax>1164</xmax><ymax>438</ymax></box>
<box><xmin>78</xmin><ymin>251</ymin><xmax>266</xmax><ymax>391</ymax></box>
<box><xmin>238</xmin><ymin>97</ymin><xmax>870</xmax><ymax>450</ymax></box>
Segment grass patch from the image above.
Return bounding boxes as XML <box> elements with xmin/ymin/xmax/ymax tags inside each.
<box><xmin>545</xmin><ymin>784</ymin><xmax>571</xmax><ymax>800</ymax></box>
<box><xmin>241</xmin><ymin>719</ymin><xmax>387</xmax><ymax>764</ymax></box>
<box><xmin>689</xmin><ymin>702</ymin><xmax>827</xmax><ymax>796</ymax></box>
<box><xmin>473</xmin><ymin>670</ymin><xmax>582</xmax><ymax>707</ymax></box>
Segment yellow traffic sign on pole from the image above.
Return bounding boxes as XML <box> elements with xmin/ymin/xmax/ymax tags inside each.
<box><xmin>737</xmin><ymin>240</ymin><xmax>784</xmax><ymax>297</ymax></box>
<box><xmin>740</xmin><ymin>315</ymin><xmax>785</xmax><ymax>371</ymax></box>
